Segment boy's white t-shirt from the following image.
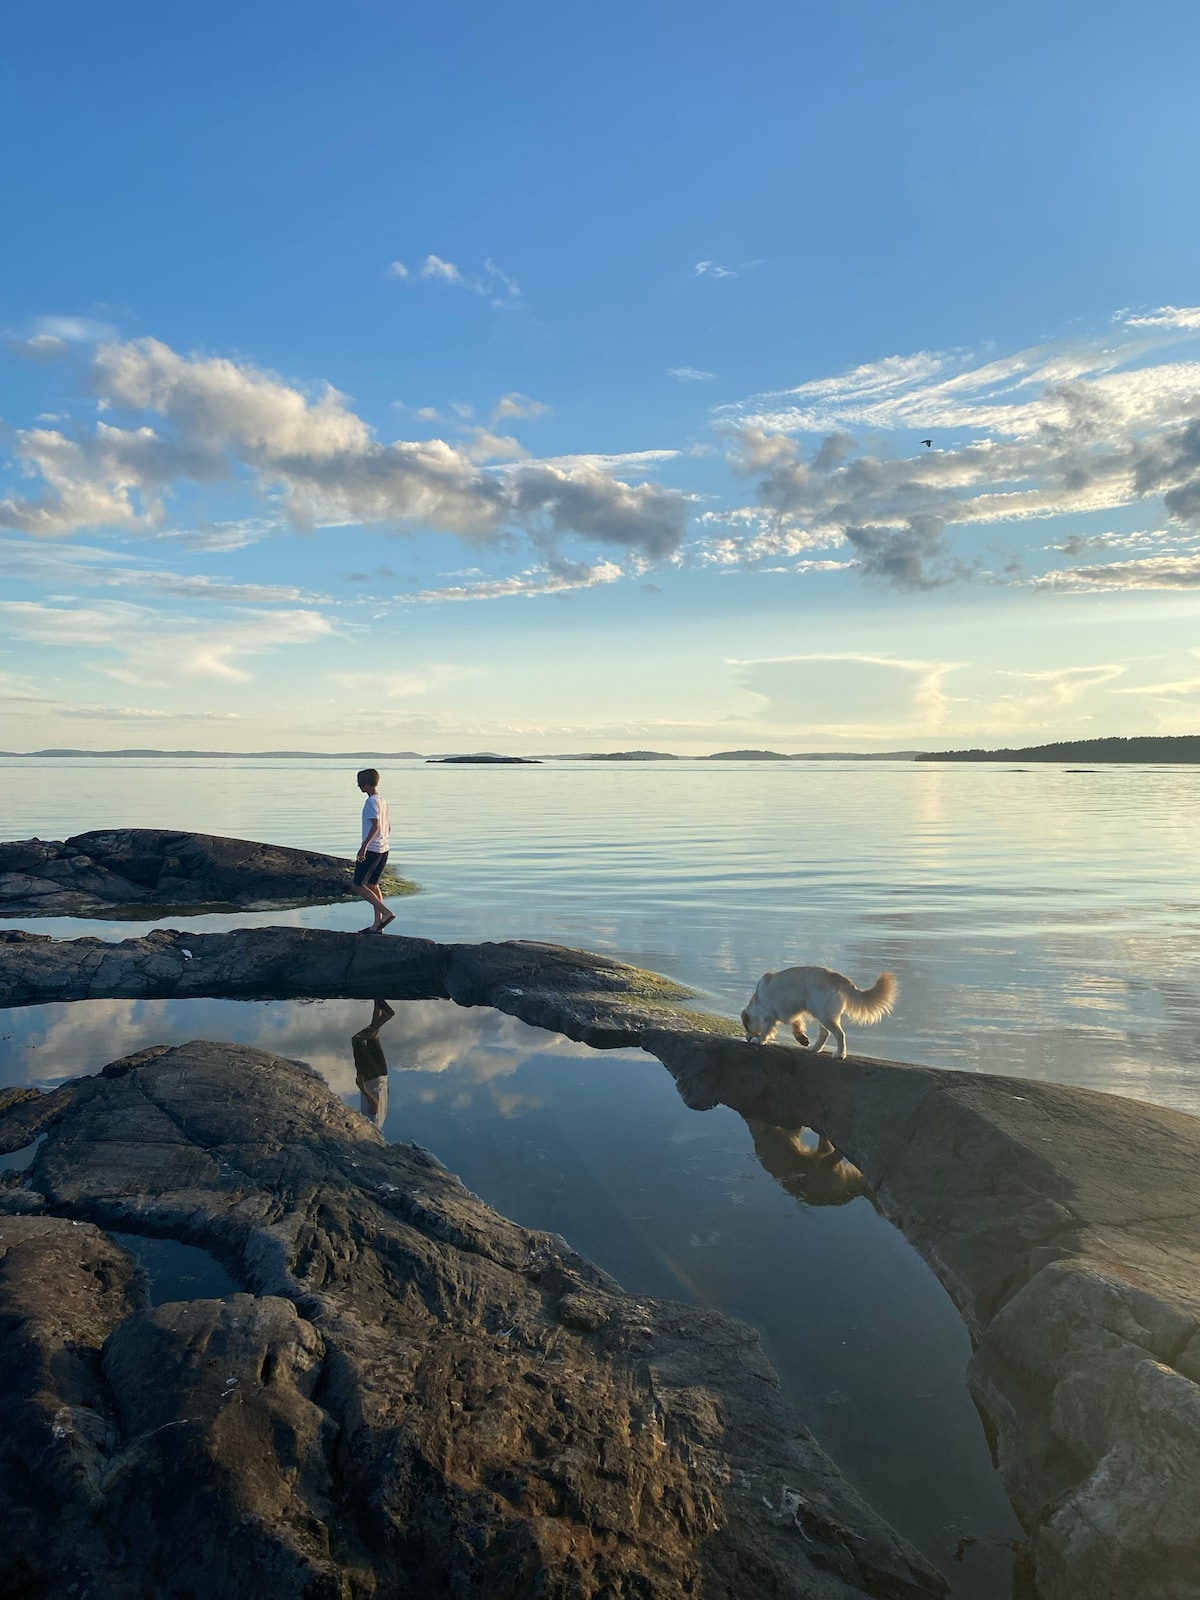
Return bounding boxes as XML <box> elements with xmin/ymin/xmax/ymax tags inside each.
<box><xmin>361</xmin><ymin>794</ymin><xmax>390</xmax><ymax>852</ymax></box>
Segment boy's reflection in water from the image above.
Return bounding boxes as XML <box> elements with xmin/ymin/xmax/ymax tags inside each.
<box><xmin>746</xmin><ymin>1119</ymin><xmax>877</xmax><ymax>1209</ymax></box>
<box><xmin>352</xmin><ymin>1000</ymin><xmax>395</xmax><ymax>1128</ymax></box>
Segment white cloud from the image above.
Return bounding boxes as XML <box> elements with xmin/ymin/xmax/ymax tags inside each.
<box><xmin>693</xmin><ymin>508</ymin><xmax>846</xmax><ymax>568</ymax></box>
<box><xmin>1038</xmin><ymin>553</ymin><xmax>1200</xmax><ymax>589</ymax></box>
<box><xmin>410</xmin><ymin>560</ymin><xmax>623</xmax><ymax>603</ymax></box>
<box><xmin>420</xmin><ymin>254</ymin><xmax>463</xmax><ymax>284</ymax></box>
<box><xmin>669</xmin><ymin>367</ymin><xmax>716</xmax><ymax>382</ymax></box>
<box><xmin>492</xmin><ymin>392</ymin><xmax>549</xmax><ymax>423</ymax></box>
<box><xmin>694</xmin><ymin>261</ymin><xmax>736</xmax><ymax>279</ymax></box>
<box><xmin>1120</xmin><ymin>305</ymin><xmax>1200</xmax><ymax>332</ymax></box>
<box><xmin>387</xmin><ymin>255</ymin><xmax>521</xmax><ymax>304</ymax></box>
<box><xmin>0</xmin><ymin>337</ymin><xmax>688</xmax><ymax>565</ymax></box>
<box><xmin>460</xmin><ymin>428</ymin><xmax>527</xmax><ymax>464</ymax></box>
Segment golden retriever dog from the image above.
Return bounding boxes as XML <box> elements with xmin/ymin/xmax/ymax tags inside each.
<box><xmin>741</xmin><ymin>965</ymin><xmax>897</xmax><ymax>1060</ymax></box>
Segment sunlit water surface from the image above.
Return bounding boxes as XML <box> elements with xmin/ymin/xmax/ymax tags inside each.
<box><xmin>5</xmin><ymin>754</ymin><xmax>1199</xmax><ymax>1595</ymax></box>
<box><xmin>4</xmin><ymin>754</ymin><xmax>1199</xmax><ymax>1111</ymax></box>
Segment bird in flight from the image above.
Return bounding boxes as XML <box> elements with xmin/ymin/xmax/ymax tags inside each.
<box><xmin>919</xmin><ymin>438</ymin><xmax>932</xmax><ymax>448</ymax></box>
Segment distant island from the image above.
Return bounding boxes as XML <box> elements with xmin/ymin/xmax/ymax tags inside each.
<box><xmin>0</xmin><ymin>748</ymin><xmax>425</xmax><ymax>760</ymax></box>
<box><xmin>552</xmin><ymin>750</ymin><xmax>679</xmax><ymax>761</ymax></box>
<box><xmin>917</xmin><ymin>735</ymin><xmax>1200</xmax><ymax>764</ymax></box>
<box><xmin>426</xmin><ymin>755</ymin><xmax>541</xmax><ymax>765</ymax></box>
<box><xmin>1</xmin><ymin>747</ymin><xmax>923</xmax><ymax>761</ymax></box>
<box><xmin>705</xmin><ymin>749</ymin><xmax>922</xmax><ymax>761</ymax></box>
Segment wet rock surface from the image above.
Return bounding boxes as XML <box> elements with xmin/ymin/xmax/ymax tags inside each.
<box><xmin>0</xmin><ymin>1040</ymin><xmax>943</xmax><ymax>1600</ymax></box>
<box><xmin>0</xmin><ymin>829</ymin><xmax>417</xmax><ymax>917</ymax></box>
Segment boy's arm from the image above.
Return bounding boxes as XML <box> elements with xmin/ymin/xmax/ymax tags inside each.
<box><xmin>358</xmin><ymin>803</ymin><xmax>381</xmax><ymax>859</ymax></box>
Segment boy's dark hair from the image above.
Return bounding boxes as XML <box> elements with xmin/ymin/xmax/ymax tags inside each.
<box><xmin>357</xmin><ymin>768</ymin><xmax>380</xmax><ymax>789</ymax></box>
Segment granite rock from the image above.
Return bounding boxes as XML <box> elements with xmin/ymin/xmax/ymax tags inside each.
<box><xmin>0</xmin><ymin>1040</ymin><xmax>944</xmax><ymax>1600</ymax></box>
<box><xmin>0</xmin><ymin>828</ymin><xmax>417</xmax><ymax>917</ymax></box>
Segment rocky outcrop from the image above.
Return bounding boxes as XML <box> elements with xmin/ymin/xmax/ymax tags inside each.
<box><xmin>0</xmin><ymin>1040</ymin><xmax>943</xmax><ymax>1600</ymax></box>
<box><xmin>0</xmin><ymin>927</ymin><xmax>710</xmax><ymax>1040</ymax></box>
<box><xmin>0</xmin><ymin>829</ymin><xmax>417</xmax><ymax>917</ymax></box>
<box><xmin>3</xmin><ymin>922</ymin><xmax>1199</xmax><ymax>1597</ymax></box>
<box><xmin>652</xmin><ymin>1033</ymin><xmax>1200</xmax><ymax>1600</ymax></box>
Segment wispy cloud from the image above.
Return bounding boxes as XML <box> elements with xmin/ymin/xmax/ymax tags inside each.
<box><xmin>668</xmin><ymin>367</ymin><xmax>716</xmax><ymax>382</ymax></box>
<box><xmin>0</xmin><ymin>536</ymin><xmax>327</xmax><ymax>605</ymax></box>
<box><xmin>0</xmin><ymin>598</ymin><xmax>333</xmax><ymax>684</ymax></box>
<box><xmin>694</xmin><ymin>261</ymin><xmax>736</xmax><ymax>279</ymax></box>
<box><xmin>1038</xmin><ymin>553</ymin><xmax>1200</xmax><ymax>589</ymax></box>
<box><xmin>4</xmin><ymin>312</ymin><xmax>121</xmax><ymax>361</ymax></box>
<box><xmin>727</xmin><ymin>651</ymin><xmax>966</xmax><ymax>739</ymax></box>
<box><xmin>492</xmin><ymin>392</ymin><xmax>549</xmax><ymax>423</ymax></box>
<box><xmin>410</xmin><ymin>560</ymin><xmax>623</xmax><ymax>603</ymax></box>
<box><xmin>713</xmin><ymin>310</ymin><xmax>1200</xmax><ymax>589</ymax></box>
<box><xmin>151</xmin><ymin>518</ymin><xmax>280</xmax><ymax>552</ymax></box>
<box><xmin>387</xmin><ymin>254</ymin><xmax>521</xmax><ymax>306</ymax></box>
<box><xmin>1120</xmin><ymin>305</ymin><xmax>1200</xmax><ymax>332</ymax></box>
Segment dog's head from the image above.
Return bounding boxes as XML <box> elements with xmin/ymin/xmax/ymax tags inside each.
<box><xmin>741</xmin><ymin>1000</ymin><xmax>777</xmax><ymax>1044</ymax></box>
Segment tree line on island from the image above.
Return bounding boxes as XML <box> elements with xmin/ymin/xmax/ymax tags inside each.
<box><xmin>915</xmin><ymin>735</ymin><xmax>1200</xmax><ymax>763</ymax></box>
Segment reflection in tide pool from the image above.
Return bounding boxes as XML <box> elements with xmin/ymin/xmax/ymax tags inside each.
<box><xmin>0</xmin><ymin>993</ymin><xmax>1019</xmax><ymax>1597</ymax></box>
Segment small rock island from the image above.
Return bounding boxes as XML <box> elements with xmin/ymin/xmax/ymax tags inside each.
<box><xmin>0</xmin><ymin>828</ymin><xmax>418</xmax><ymax>918</ymax></box>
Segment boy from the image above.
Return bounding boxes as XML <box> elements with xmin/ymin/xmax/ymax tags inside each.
<box><xmin>353</xmin><ymin>768</ymin><xmax>395</xmax><ymax>933</ymax></box>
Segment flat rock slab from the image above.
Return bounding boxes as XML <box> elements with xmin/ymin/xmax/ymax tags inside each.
<box><xmin>0</xmin><ymin>928</ymin><xmax>717</xmax><ymax>1046</ymax></box>
<box><xmin>0</xmin><ymin>1041</ymin><xmax>942</xmax><ymax>1600</ymax></box>
<box><xmin>0</xmin><ymin>828</ymin><xmax>417</xmax><ymax>917</ymax></box>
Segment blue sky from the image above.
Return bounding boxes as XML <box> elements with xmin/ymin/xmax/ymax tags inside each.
<box><xmin>5</xmin><ymin>0</ymin><xmax>1200</xmax><ymax>752</ymax></box>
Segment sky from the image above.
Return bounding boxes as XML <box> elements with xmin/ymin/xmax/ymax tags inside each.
<box><xmin>4</xmin><ymin>0</ymin><xmax>1200</xmax><ymax>754</ymax></box>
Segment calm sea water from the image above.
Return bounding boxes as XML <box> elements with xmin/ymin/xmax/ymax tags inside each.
<box><xmin>4</xmin><ymin>754</ymin><xmax>1198</xmax><ymax>1595</ymax></box>
<box><xmin>3</xmin><ymin>755</ymin><xmax>1199</xmax><ymax>1112</ymax></box>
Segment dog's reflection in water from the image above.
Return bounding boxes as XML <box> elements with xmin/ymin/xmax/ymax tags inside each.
<box><xmin>746</xmin><ymin>1119</ymin><xmax>876</xmax><ymax>1209</ymax></box>
<box><xmin>352</xmin><ymin>999</ymin><xmax>395</xmax><ymax>1127</ymax></box>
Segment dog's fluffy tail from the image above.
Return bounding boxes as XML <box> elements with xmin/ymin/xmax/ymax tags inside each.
<box><xmin>841</xmin><ymin>971</ymin><xmax>897</xmax><ymax>1024</ymax></box>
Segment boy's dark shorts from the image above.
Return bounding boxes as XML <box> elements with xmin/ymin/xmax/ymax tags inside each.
<box><xmin>353</xmin><ymin>850</ymin><xmax>389</xmax><ymax>887</ymax></box>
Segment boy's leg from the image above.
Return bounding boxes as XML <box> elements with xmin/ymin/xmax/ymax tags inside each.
<box><xmin>353</xmin><ymin>855</ymin><xmax>386</xmax><ymax>929</ymax></box>
<box><xmin>355</xmin><ymin>855</ymin><xmax>395</xmax><ymax>931</ymax></box>
<box><xmin>354</xmin><ymin>880</ymin><xmax>385</xmax><ymax>926</ymax></box>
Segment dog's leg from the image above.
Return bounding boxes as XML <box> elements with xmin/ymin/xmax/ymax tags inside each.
<box><xmin>811</xmin><ymin>1024</ymin><xmax>830</xmax><ymax>1053</ymax></box>
<box><xmin>830</xmin><ymin>1022</ymin><xmax>847</xmax><ymax>1060</ymax></box>
<box><xmin>790</xmin><ymin>1017</ymin><xmax>810</xmax><ymax>1047</ymax></box>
